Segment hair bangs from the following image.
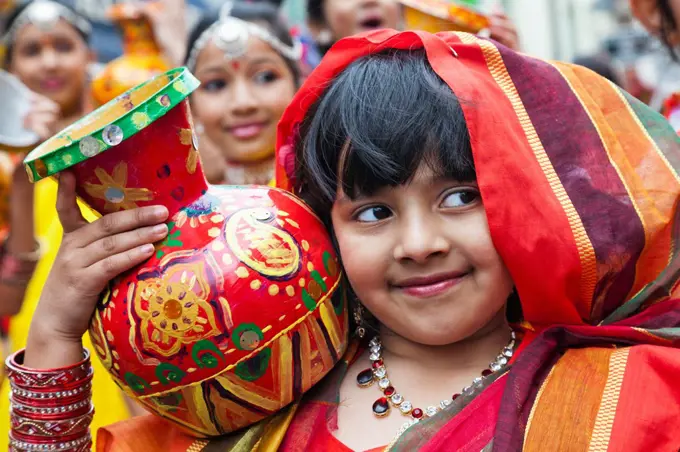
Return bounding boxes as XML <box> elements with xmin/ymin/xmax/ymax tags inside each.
<box><xmin>297</xmin><ymin>49</ymin><xmax>474</xmax><ymax>218</ymax></box>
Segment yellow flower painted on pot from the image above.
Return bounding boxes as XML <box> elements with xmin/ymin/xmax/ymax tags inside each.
<box><xmin>132</xmin><ymin>111</ymin><xmax>151</xmax><ymax>129</ymax></box>
<box><xmin>83</xmin><ymin>162</ymin><xmax>154</xmax><ymax>211</ymax></box>
<box><xmin>173</xmin><ymin>79</ymin><xmax>189</xmax><ymax>95</ymax></box>
<box><xmin>178</xmin><ymin>128</ymin><xmax>199</xmax><ymax>174</ymax></box>
<box><xmin>133</xmin><ymin>263</ymin><xmax>221</xmax><ymax>357</ymax></box>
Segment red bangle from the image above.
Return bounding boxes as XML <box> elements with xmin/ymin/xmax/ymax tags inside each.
<box><xmin>10</xmin><ymin>405</ymin><xmax>94</xmax><ymax>438</ymax></box>
<box><xmin>6</xmin><ymin>349</ymin><xmax>94</xmax><ymax>452</ymax></box>
<box><xmin>6</xmin><ymin>349</ymin><xmax>92</xmax><ymax>390</ymax></box>
<box><xmin>0</xmin><ymin>240</ymin><xmax>41</xmax><ymax>286</ymax></box>
<box><xmin>9</xmin><ymin>433</ymin><xmax>92</xmax><ymax>451</ymax></box>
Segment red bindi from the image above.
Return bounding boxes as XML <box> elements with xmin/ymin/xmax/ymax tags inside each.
<box><xmin>230</xmin><ymin>61</ymin><xmax>241</xmax><ymax>71</ymax></box>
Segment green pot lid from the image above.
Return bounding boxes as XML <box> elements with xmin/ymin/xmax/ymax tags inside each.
<box><xmin>23</xmin><ymin>67</ymin><xmax>200</xmax><ymax>183</ymax></box>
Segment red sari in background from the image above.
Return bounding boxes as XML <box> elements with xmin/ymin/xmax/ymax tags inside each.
<box><xmin>101</xmin><ymin>29</ymin><xmax>680</xmax><ymax>451</ymax></box>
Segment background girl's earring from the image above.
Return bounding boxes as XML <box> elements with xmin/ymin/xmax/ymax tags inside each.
<box><xmin>195</xmin><ymin>122</ymin><xmax>205</xmax><ymax>135</ymax></box>
<box><xmin>354</xmin><ymin>303</ymin><xmax>366</xmax><ymax>338</ymax></box>
<box><xmin>317</xmin><ymin>28</ymin><xmax>333</xmax><ymax>46</ymax></box>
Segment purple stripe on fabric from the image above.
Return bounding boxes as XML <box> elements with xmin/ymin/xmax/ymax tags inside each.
<box><xmin>497</xmin><ymin>47</ymin><xmax>645</xmax><ymax>322</ymax></box>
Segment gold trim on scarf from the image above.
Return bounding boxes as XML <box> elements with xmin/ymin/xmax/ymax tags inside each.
<box><xmin>587</xmin><ymin>348</ymin><xmax>630</xmax><ymax>452</ymax></box>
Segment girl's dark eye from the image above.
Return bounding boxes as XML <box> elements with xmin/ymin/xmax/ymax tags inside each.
<box><xmin>20</xmin><ymin>43</ymin><xmax>41</xmax><ymax>57</ymax></box>
<box><xmin>54</xmin><ymin>39</ymin><xmax>74</xmax><ymax>53</ymax></box>
<box><xmin>253</xmin><ymin>70</ymin><xmax>278</xmax><ymax>84</ymax></box>
<box><xmin>355</xmin><ymin>206</ymin><xmax>392</xmax><ymax>223</ymax></box>
<box><xmin>440</xmin><ymin>190</ymin><xmax>479</xmax><ymax>208</ymax></box>
<box><xmin>202</xmin><ymin>80</ymin><xmax>226</xmax><ymax>92</ymax></box>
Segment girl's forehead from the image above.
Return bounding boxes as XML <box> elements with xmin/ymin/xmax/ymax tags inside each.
<box><xmin>195</xmin><ymin>37</ymin><xmax>288</xmax><ymax>74</ymax></box>
<box><xmin>14</xmin><ymin>19</ymin><xmax>81</xmax><ymax>44</ymax></box>
<box><xmin>337</xmin><ymin>162</ymin><xmax>466</xmax><ymax>201</ymax></box>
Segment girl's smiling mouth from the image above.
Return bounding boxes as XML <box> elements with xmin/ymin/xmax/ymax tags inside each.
<box><xmin>391</xmin><ymin>271</ymin><xmax>470</xmax><ymax>298</ymax></box>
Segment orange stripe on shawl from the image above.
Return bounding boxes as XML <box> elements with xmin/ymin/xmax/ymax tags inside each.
<box><xmin>97</xmin><ymin>415</ymin><xmax>202</xmax><ymax>452</ymax></box>
<box><xmin>523</xmin><ymin>347</ymin><xmax>613</xmax><ymax>451</ymax></box>
<box><xmin>553</xmin><ymin>63</ymin><xmax>680</xmax><ymax>313</ymax></box>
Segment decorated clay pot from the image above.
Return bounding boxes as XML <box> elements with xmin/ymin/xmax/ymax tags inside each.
<box><xmin>398</xmin><ymin>0</ymin><xmax>490</xmax><ymax>34</ymax></box>
<box><xmin>90</xmin><ymin>3</ymin><xmax>170</xmax><ymax>106</ymax></box>
<box><xmin>24</xmin><ymin>67</ymin><xmax>348</xmax><ymax>437</ymax></box>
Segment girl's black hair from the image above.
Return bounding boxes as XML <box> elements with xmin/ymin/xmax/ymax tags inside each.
<box><xmin>306</xmin><ymin>0</ymin><xmax>325</xmax><ymax>25</ymax></box>
<box><xmin>658</xmin><ymin>0</ymin><xmax>679</xmax><ymax>59</ymax></box>
<box><xmin>296</xmin><ymin>49</ymin><xmax>475</xmax><ymax>224</ymax></box>
<box><xmin>185</xmin><ymin>1</ymin><xmax>301</xmax><ymax>86</ymax></box>
<box><xmin>2</xmin><ymin>0</ymin><xmax>91</xmax><ymax>67</ymax></box>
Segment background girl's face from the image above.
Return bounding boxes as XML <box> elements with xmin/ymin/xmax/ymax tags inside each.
<box><xmin>190</xmin><ymin>36</ymin><xmax>297</xmax><ymax>164</ymax></box>
<box><xmin>331</xmin><ymin>164</ymin><xmax>514</xmax><ymax>345</ymax></box>
<box><xmin>9</xmin><ymin>20</ymin><xmax>90</xmax><ymax>116</ymax></box>
<box><xmin>630</xmin><ymin>0</ymin><xmax>680</xmax><ymax>46</ymax></box>
<box><xmin>323</xmin><ymin>0</ymin><xmax>401</xmax><ymax>41</ymax></box>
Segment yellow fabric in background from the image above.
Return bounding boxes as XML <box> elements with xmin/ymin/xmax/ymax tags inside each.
<box><xmin>0</xmin><ymin>178</ymin><xmax>132</xmax><ymax>449</ymax></box>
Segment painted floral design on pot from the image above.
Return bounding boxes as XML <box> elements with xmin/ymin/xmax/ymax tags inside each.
<box><xmin>23</xmin><ymin>68</ymin><xmax>348</xmax><ymax>438</ymax></box>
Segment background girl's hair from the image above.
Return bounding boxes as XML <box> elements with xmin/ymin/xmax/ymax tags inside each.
<box><xmin>306</xmin><ymin>0</ymin><xmax>324</xmax><ymax>25</ymax></box>
<box><xmin>2</xmin><ymin>0</ymin><xmax>91</xmax><ymax>67</ymax></box>
<box><xmin>185</xmin><ymin>1</ymin><xmax>301</xmax><ymax>85</ymax></box>
<box><xmin>657</xmin><ymin>0</ymin><xmax>679</xmax><ymax>60</ymax></box>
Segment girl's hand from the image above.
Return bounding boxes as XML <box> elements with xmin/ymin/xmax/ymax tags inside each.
<box><xmin>23</xmin><ymin>93</ymin><xmax>60</xmax><ymax>142</ymax></box>
<box><xmin>25</xmin><ymin>172</ymin><xmax>169</xmax><ymax>368</ymax></box>
<box><xmin>488</xmin><ymin>12</ymin><xmax>521</xmax><ymax>51</ymax></box>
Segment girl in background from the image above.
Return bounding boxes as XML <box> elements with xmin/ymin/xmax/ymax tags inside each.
<box><xmin>0</xmin><ymin>1</ymin><xmax>134</xmax><ymax>449</ymax></box>
<box><xmin>306</xmin><ymin>0</ymin><xmax>521</xmax><ymax>53</ymax></box>
<box><xmin>184</xmin><ymin>1</ymin><xmax>300</xmax><ymax>185</ymax></box>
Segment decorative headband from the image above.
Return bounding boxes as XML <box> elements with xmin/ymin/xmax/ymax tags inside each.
<box><xmin>185</xmin><ymin>3</ymin><xmax>302</xmax><ymax>72</ymax></box>
<box><xmin>2</xmin><ymin>0</ymin><xmax>92</xmax><ymax>46</ymax></box>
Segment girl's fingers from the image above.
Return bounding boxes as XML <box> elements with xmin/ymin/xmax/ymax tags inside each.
<box><xmin>31</xmin><ymin>100</ymin><xmax>60</xmax><ymax>114</ymax></box>
<box><xmin>56</xmin><ymin>172</ymin><xmax>88</xmax><ymax>234</ymax></box>
<box><xmin>87</xmin><ymin>243</ymin><xmax>156</xmax><ymax>280</ymax></box>
<box><xmin>81</xmin><ymin>223</ymin><xmax>168</xmax><ymax>267</ymax></box>
<box><xmin>74</xmin><ymin>205</ymin><xmax>169</xmax><ymax>248</ymax></box>
<box><xmin>24</xmin><ymin>113</ymin><xmax>59</xmax><ymax>140</ymax></box>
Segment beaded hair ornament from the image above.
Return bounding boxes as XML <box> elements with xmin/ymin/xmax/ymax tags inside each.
<box><xmin>1</xmin><ymin>0</ymin><xmax>92</xmax><ymax>45</ymax></box>
<box><xmin>185</xmin><ymin>1</ymin><xmax>302</xmax><ymax>72</ymax></box>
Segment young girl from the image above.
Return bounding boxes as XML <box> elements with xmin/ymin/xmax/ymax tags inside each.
<box><xmin>10</xmin><ymin>28</ymin><xmax>680</xmax><ymax>451</ymax></box>
<box><xmin>184</xmin><ymin>2</ymin><xmax>300</xmax><ymax>185</ymax></box>
<box><xmin>0</xmin><ymin>0</ymin><xmax>136</xmax><ymax>448</ymax></box>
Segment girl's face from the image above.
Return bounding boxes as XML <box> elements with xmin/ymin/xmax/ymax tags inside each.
<box><xmin>631</xmin><ymin>0</ymin><xmax>680</xmax><ymax>46</ymax></box>
<box><xmin>191</xmin><ymin>36</ymin><xmax>297</xmax><ymax>164</ymax></box>
<box><xmin>331</xmin><ymin>164</ymin><xmax>514</xmax><ymax>345</ymax></box>
<box><xmin>9</xmin><ymin>19</ymin><xmax>91</xmax><ymax>116</ymax></box>
<box><xmin>323</xmin><ymin>0</ymin><xmax>401</xmax><ymax>41</ymax></box>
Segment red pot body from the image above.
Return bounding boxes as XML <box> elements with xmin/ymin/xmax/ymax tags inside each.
<box><xmin>66</xmin><ymin>95</ymin><xmax>347</xmax><ymax>437</ymax></box>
